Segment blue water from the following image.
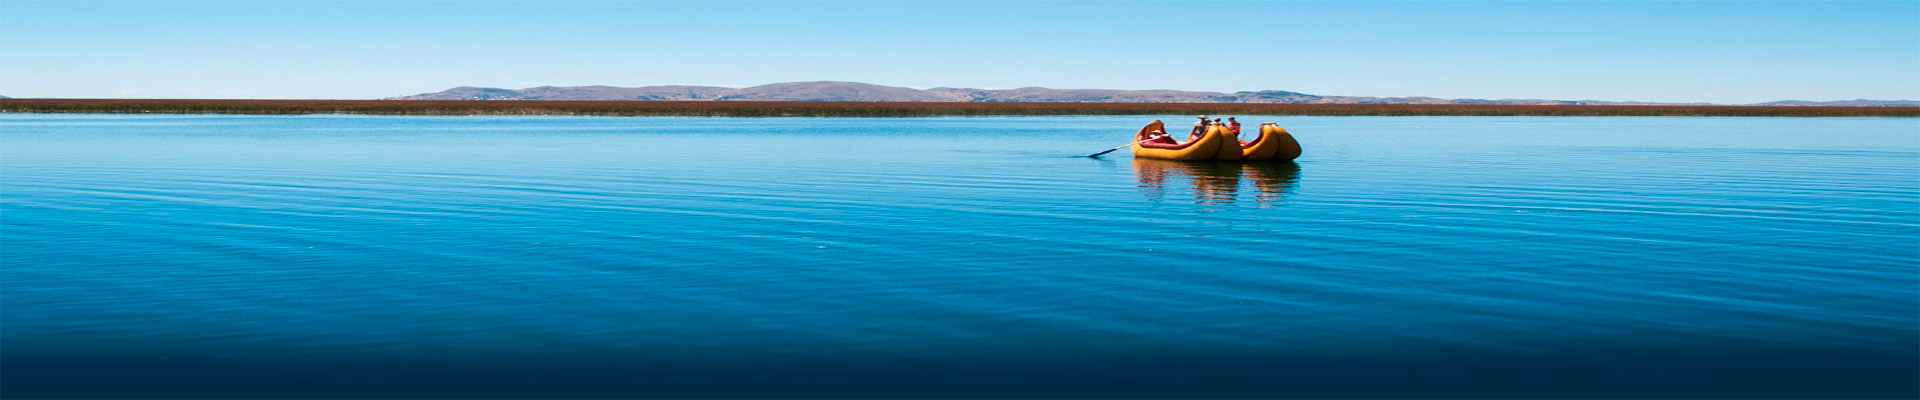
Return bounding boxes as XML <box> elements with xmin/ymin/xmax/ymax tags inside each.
<box><xmin>3</xmin><ymin>114</ymin><xmax>1915</xmax><ymax>398</ymax></box>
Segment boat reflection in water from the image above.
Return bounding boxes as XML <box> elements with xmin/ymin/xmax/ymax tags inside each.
<box><xmin>1133</xmin><ymin>158</ymin><xmax>1300</xmax><ymax>207</ymax></box>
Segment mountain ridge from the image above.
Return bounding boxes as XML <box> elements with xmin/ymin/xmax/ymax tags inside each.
<box><xmin>388</xmin><ymin>81</ymin><xmax>1918</xmax><ymax>106</ymax></box>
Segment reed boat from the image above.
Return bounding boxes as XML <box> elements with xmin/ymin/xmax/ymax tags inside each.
<box><xmin>1132</xmin><ymin>120</ymin><xmax>1237</xmax><ymax>161</ymax></box>
<box><xmin>1239</xmin><ymin>123</ymin><xmax>1303</xmax><ymax>161</ymax></box>
<box><xmin>1130</xmin><ymin>120</ymin><xmax>1299</xmax><ymax>161</ymax></box>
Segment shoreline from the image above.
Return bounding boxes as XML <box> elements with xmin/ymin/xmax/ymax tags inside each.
<box><xmin>3</xmin><ymin>99</ymin><xmax>1917</xmax><ymax>117</ymax></box>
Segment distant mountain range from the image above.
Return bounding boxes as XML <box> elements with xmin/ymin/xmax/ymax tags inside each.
<box><xmin>387</xmin><ymin>81</ymin><xmax>1919</xmax><ymax>107</ymax></box>
<box><xmin>1744</xmin><ymin>99</ymin><xmax>1920</xmax><ymax>107</ymax></box>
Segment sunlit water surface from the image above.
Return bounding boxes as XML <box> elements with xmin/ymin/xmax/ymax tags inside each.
<box><xmin>3</xmin><ymin>114</ymin><xmax>1915</xmax><ymax>398</ymax></box>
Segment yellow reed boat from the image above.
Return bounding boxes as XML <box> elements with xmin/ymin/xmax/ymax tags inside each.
<box><xmin>1130</xmin><ymin>120</ymin><xmax>1299</xmax><ymax>161</ymax></box>
<box><xmin>1238</xmin><ymin>123</ymin><xmax>1302</xmax><ymax>161</ymax></box>
<box><xmin>1131</xmin><ymin>120</ymin><xmax>1236</xmax><ymax>161</ymax></box>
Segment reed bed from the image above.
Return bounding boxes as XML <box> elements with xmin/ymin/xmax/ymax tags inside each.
<box><xmin>3</xmin><ymin>99</ymin><xmax>1915</xmax><ymax>117</ymax></box>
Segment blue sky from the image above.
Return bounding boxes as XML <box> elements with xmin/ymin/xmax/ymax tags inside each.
<box><xmin>1</xmin><ymin>1</ymin><xmax>1915</xmax><ymax>103</ymax></box>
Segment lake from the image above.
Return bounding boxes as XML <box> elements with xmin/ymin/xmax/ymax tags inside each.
<box><xmin>2</xmin><ymin>114</ymin><xmax>1915</xmax><ymax>398</ymax></box>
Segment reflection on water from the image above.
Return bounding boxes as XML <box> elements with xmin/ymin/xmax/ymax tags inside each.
<box><xmin>1133</xmin><ymin>159</ymin><xmax>1300</xmax><ymax>207</ymax></box>
<box><xmin>1242</xmin><ymin>162</ymin><xmax>1302</xmax><ymax>207</ymax></box>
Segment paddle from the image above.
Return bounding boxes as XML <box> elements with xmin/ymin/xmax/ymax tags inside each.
<box><xmin>1087</xmin><ymin>134</ymin><xmax>1168</xmax><ymax>158</ymax></box>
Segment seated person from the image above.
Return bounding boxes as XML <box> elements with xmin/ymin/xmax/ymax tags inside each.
<box><xmin>1144</xmin><ymin>129</ymin><xmax>1176</xmax><ymax>144</ymax></box>
<box><xmin>1189</xmin><ymin>115</ymin><xmax>1211</xmax><ymax>142</ymax></box>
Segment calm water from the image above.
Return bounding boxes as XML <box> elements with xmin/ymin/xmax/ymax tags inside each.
<box><xmin>3</xmin><ymin>114</ymin><xmax>1916</xmax><ymax>398</ymax></box>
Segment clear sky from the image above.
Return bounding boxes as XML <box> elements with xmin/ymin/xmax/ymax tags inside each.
<box><xmin>1</xmin><ymin>0</ymin><xmax>1915</xmax><ymax>103</ymax></box>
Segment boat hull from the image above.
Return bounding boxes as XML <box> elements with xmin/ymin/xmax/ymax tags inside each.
<box><xmin>1240</xmin><ymin>123</ymin><xmax>1303</xmax><ymax>161</ymax></box>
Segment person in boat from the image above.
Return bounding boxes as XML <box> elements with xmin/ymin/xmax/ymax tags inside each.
<box><xmin>1144</xmin><ymin>128</ymin><xmax>1176</xmax><ymax>144</ymax></box>
<box><xmin>1227</xmin><ymin>117</ymin><xmax>1242</xmax><ymax>137</ymax></box>
<box><xmin>1190</xmin><ymin>115</ymin><xmax>1210</xmax><ymax>139</ymax></box>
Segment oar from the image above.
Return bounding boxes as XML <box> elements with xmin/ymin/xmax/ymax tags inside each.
<box><xmin>1087</xmin><ymin>134</ymin><xmax>1167</xmax><ymax>158</ymax></box>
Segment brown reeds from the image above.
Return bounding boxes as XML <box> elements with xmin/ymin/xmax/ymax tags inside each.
<box><xmin>2</xmin><ymin>99</ymin><xmax>1914</xmax><ymax>117</ymax></box>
